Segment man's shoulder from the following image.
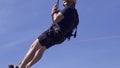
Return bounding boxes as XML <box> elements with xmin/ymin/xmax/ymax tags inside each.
<box><xmin>61</xmin><ymin>6</ymin><xmax>75</xmax><ymax>14</ymax></box>
<box><xmin>64</xmin><ymin>6</ymin><xmax>74</xmax><ymax>10</ymax></box>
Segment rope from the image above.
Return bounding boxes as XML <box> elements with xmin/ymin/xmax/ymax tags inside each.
<box><xmin>57</xmin><ymin>0</ymin><xmax>59</xmax><ymax>8</ymax></box>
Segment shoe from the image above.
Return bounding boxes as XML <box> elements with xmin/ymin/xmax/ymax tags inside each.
<box><xmin>8</xmin><ymin>64</ymin><xmax>14</xmax><ymax>68</ymax></box>
<box><xmin>15</xmin><ymin>66</ymin><xmax>19</xmax><ymax>68</ymax></box>
<box><xmin>8</xmin><ymin>64</ymin><xmax>19</xmax><ymax>68</ymax></box>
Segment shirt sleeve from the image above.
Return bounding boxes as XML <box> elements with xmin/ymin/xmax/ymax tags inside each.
<box><xmin>60</xmin><ymin>7</ymin><xmax>70</xmax><ymax>17</ymax></box>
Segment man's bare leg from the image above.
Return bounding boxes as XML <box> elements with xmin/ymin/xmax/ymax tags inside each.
<box><xmin>18</xmin><ymin>39</ymin><xmax>47</xmax><ymax>68</ymax></box>
<box><xmin>26</xmin><ymin>46</ymin><xmax>46</xmax><ymax>68</ymax></box>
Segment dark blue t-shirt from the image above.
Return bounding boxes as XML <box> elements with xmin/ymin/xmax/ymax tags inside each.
<box><xmin>58</xmin><ymin>6</ymin><xmax>79</xmax><ymax>35</ymax></box>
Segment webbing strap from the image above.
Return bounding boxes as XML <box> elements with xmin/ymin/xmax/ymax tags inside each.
<box><xmin>74</xmin><ymin>27</ymin><xmax>77</xmax><ymax>38</ymax></box>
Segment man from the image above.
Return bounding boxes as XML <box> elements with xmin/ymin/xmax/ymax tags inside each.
<box><xmin>9</xmin><ymin>0</ymin><xmax>79</xmax><ymax>68</ymax></box>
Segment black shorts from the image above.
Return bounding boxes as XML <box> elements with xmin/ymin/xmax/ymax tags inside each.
<box><xmin>38</xmin><ymin>28</ymin><xmax>66</xmax><ymax>49</ymax></box>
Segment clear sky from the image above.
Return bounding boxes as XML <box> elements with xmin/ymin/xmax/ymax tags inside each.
<box><xmin>0</xmin><ymin>0</ymin><xmax>120</xmax><ymax>68</ymax></box>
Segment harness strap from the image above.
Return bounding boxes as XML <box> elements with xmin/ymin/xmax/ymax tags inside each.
<box><xmin>74</xmin><ymin>27</ymin><xmax>77</xmax><ymax>38</ymax></box>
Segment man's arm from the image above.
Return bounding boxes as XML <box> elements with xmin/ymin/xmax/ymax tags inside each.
<box><xmin>52</xmin><ymin>12</ymin><xmax>64</xmax><ymax>23</ymax></box>
<box><xmin>51</xmin><ymin>4</ymin><xmax>64</xmax><ymax>23</ymax></box>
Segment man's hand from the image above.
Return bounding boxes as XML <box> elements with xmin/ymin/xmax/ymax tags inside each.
<box><xmin>51</xmin><ymin>4</ymin><xmax>59</xmax><ymax>15</ymax></box>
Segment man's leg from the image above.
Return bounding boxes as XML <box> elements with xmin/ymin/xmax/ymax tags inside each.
<box><xmin>26</xmin><ymin>46</ymin><xmax>46</xmax><ymax>68</ymax></box>
<box><xmin>19</xmin><ymin>39</ymin><xmax>47</xmax><ymax>68</ymax></box>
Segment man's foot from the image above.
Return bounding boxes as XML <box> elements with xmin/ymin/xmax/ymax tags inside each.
<box><xmin>8</xmin><ymin>64</ymin><xmax>19</xmax><ymax>68</ymax></box>
<box><xmin>15</xmin><ymin>66</ymin><xmax>19</xmax><ymax>68</ymax></box>
<box><xmin>8</xmin><ymin>64</ymin><xmax>14</xmax><ymax>68</ymax></box>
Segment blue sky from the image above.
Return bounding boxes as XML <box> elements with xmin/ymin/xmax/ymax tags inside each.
<box><xmin>0</xmin><ymin>0</ymin><xmax>120</xmax><ymax>68</ymax></box>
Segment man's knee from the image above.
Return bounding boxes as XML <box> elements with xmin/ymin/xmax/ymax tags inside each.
<box><xmin>37</xmin><ymin>39</ymin><xmax>47</xmax><ymax>51</ymax></box>
<box><xmin>30</xmin><ymin>39</ymin><xmax>44</xmax><ymax>50</ymax></box>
